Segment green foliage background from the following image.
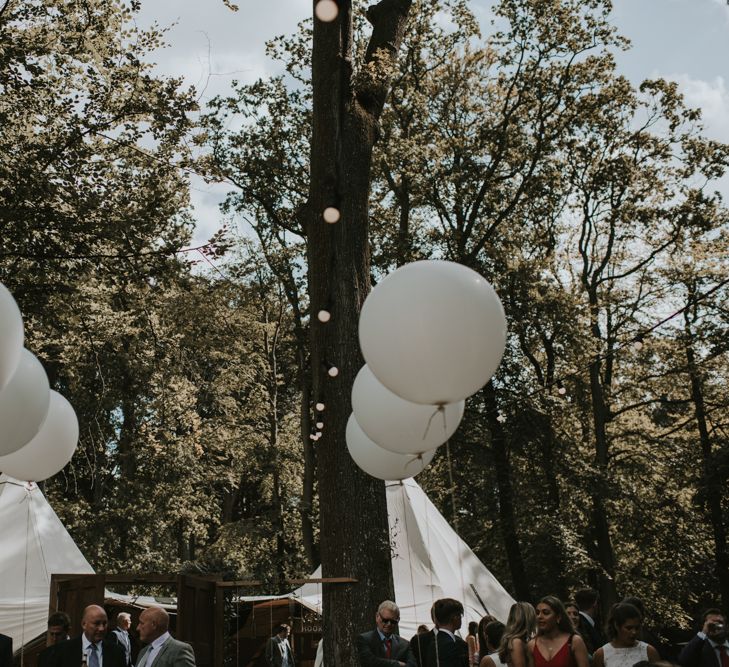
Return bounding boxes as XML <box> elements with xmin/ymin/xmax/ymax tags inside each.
<box><xmin>1</xmin><ymin>0</ymin><xmax>727</xmax><ymax>634</ymax></box>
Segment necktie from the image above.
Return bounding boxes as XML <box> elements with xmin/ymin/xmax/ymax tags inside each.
<box><xmin>88</xmin><ymin>643</ymin><xmax>100</xmax><ymax>667</ymax></box>
<box><xmin>385</xmin><ymin>638</ymin><xmax>392</xmax><ymax>658</ymax></box>
<box><xmin>719</xmin><ymin>646</ymin><xmax>729</xmax><ymax>667</ymax></box>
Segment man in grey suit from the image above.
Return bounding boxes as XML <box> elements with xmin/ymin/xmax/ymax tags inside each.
<box><xmin>265</xmin><ymin>624</ymin><xmax>295</xmax><ymax>667</ymax></box>
<box><xmin>136</xmin><ymin>608</ymin><xmax>195</xmax><ymax>667</ymax></box>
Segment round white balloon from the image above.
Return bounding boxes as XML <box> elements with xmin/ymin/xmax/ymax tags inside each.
<box><xmin>0</xmin><ymin>283</ymin><xmax>24</xmax><ymax>391</ymax></box>
<box><xmin>0</xmin><ymin>349</ymin><xmax>51</xmax><ymax>456</ymax></box>
<box><xmin>346</xmin><ymin>414</ymin><xmax>436</xmax><ymax>480</ymax></box>
<box><xmin>0</xmin><ymin>391</ymin><xmax>78</xmax><ymax>481</ymax></box>
<box><xmin>352</xmin><ymin>365</ymin><xmax>464</xmax><ymax>455</ymax></box>
<box><xmin>359</xmin><ymin>260</ymin><xmax>507</xmax><ymax>404</ymax></box>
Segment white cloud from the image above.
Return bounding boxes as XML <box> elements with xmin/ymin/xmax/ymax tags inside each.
<box><xmin>669</xmin><ymin>74</ymin><xmax>729</xmax><ymax>142</ymax></box>
<box><xmin>134</xmin><ymin>0</ymin><xmax>309</xmax><ymax>243</ymax></box>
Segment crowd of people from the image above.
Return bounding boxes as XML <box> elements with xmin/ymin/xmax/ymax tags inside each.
<box><xmin>1</xmin><ymin>591</ymin><xmax>725</xmax><ymax>667</ymax></box>
<box><xmin>356</xmin><ymin>591</ymin><xmax>728</xmax><ymax>667</ymax></box>
<box><xmin>0</xmin><ymin>605</ymin><xmax>196</xmax><ymax>667</ymax></box>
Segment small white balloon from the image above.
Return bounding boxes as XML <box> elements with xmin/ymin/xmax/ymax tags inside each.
<box><xmin>352</xmin><ymin>365</ymin><xmax>464</xmax><ymax>455</ymax></box>
<box><xmin>346</xmin><ymin>414</ymin><xmax>436</xmax><ymax>480</ymax></box>
<box><xmin>323</xmin><ymin>207</ymin><xmax>341</xmax><ymax>223</ymax></box>
<box><xmin>315</xmin><ymin>0</ymin><xmax>339</xmax><ymax>23</ymax></box>
<box><xmin>0</xmin><ymin>283</ymin><xmax>24</xmax><ymax>391</ymax></box>
<box><xmin>317</xmin><ymin>309</ymin><xmax>331</xmax><ymax>323</ymax></box>
<box><xmin>327</xmin><ymin>365</ymin><xmax>339</xmax><ymax>377</ymax></box>
<box><xmin>0</xmin><ymin>391</ymin><xmax>79</xmax><ymax>481</ymax></box>
<box><xmin>315</xmin><ymin>402</ymin><xmax>325</xmax><ymax>412</ymax></box>
<box><xmin>0</xmin><ymin>349</ymin><xmax>51</xmax><ymax>456</ymax></box>
<box><xmin>359</xmin><ymin>260</ymin><xmax>507</xmax><ymax>404</ymax></box>
<box><xmin>316</xmin><ymin>421</ymin><xmax>324</xmax><ymax>429</ymax></box>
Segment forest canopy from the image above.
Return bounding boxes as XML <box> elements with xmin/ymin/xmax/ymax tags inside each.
<box><xmin>1</xmin><ymin>0</ymin><xmax>727</xmax><ymax>635</ymax></box>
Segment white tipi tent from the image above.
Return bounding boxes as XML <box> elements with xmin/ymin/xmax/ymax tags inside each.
<box><xmin>289</xmin><ymin>478</ymin><xmax>514</xmax><ymax>637</ymax></box>
<box><xmin>0</xmin><ymin>474</ymin><xmax>94</xmax><ymax>650</ymax></box>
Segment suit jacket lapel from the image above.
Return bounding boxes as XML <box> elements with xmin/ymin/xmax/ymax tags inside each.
<box><xmin>371</xmin><ymin>632</ymin><xmax>385</xmax><ymax>657</ymax></box>
<box><xmin>136</xmin><ymin>645</ymin><xmax>150</xmax><ymax>667</ymax></box>
<box><xmin>155</xmin><ymin>638</ymin><xmax>172</xmax><ymax>664</ymax></box>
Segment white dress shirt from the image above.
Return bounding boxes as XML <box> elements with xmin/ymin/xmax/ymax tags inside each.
<box><xmin>82</xmin><ymin>634</ymin><xmax>104</xmax><ymax>667</ymax></box>
<box><xmin>140</xmin><ymin>632</ymin><xmax>171</xmax><ymax>667</ymax></box>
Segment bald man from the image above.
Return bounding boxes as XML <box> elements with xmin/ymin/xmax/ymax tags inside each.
<box><xmin>136</xmin><ymin>607</ymin><xmax>195</xmax><ymax>667</ymax></box>
<box><xmin>49</xmin><ymin>605</ymin><xmax>126</xmax><ymax>667</ymax></box>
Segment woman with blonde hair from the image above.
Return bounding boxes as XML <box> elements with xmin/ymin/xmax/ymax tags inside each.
<box><xmin>497</xmin><ymin>602</ymin><xmax>537</xmax><ymax>667</ymax></box>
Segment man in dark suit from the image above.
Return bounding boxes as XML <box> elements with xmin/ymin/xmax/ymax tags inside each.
<box><xmin>420</xmin><ymin>599</ymin><xmax>468</xmax><ymax>667</ymax></box>
<box><xmin>265</xmin><ymin>624</ymin><xmax>294</xmax><ymax>667</ymax></box>
<box><xmin>679</xmin><ymin>609</ymin><xmax>729</xmax><ymax>667</ymax></box>
<box><xmin>575</xmin><ymin>589</ymin><xmax>606</xmax><ymax>656</ymax></box>
<box><xmin>49</xmin><ymin>605</ymin><xmax>126</xmax><ymax>667</ymax></box>
<box><xmin>0</xmin><ymin>632</ymin><xmax>12</xmax><ymax>667</ymax></box>
<box><xmin>39</xmin><ymin>612</ymin><xmax>72</xmax><ymax>667</ymax></box>
<box><xmin>108</xmin><ymin>613</ymin><xmax>133</xmax><ymax>667</ymax></box>
<box><xmin>136</xmin><ymin>607</ymin><xmax>195</xmax><ymax>667</ymax></box>
<box><xmin>357</xmin><ymin>600</ymin><xmax>417</xmax><ymax>667</ymax></box>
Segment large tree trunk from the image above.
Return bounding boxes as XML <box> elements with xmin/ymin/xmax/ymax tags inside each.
<box><xmin>683</xmin><ymin>310</ymin><xmax>729</xmax><ymax>611</ymax></box>
<box><xmin>306</xmin><ymin>2</ymin><xmax>412</xmax><ymax>665</ymax></box>
<box><xmin>297</xmin><ymin>340</ymin><xmax>318</xmax><ymax>568</ymax></box>
<box><xmin>482</xmin><ymin>382</ymin><xmax>532</xmax><ymax>601</ymax></box>
<box><xmin>586</xmin><ymin>340</ymin><xmax>618</xmax><ymax>612</ymax></box>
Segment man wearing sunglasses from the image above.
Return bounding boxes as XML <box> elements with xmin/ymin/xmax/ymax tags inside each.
<box><xmin>356</xmin><ymin>601</ymin><xmax>417</xmax><ymax>667</ymax></box>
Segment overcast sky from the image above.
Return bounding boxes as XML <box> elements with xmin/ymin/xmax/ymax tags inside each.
<box><xmin>135</xmin><ymin>0</ymin><xmax>729</xmax><ymax>247</ymax></box>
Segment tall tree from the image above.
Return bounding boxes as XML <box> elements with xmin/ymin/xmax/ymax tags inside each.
<box><xmin>306</xmin><ymin>1</ymin><xmax>412</xmax><ymax>664</ymax></box>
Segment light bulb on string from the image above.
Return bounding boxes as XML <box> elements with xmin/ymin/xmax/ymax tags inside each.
<box><xmin>315</xmin><ymin>0</ymin><xmax>339</xmax><ymax>22</ymax></box>
<box><xmin>323</xmin><ymin>206</ymin><xmax>341</xmax><ymax>223</ymax></box>
<box><xmin>324</xmin><ymin>362</ymin><xmax>339</xmax><ymax>377</ymax></box>
<box><xmin>309</xmin><ymin>434</ymin><xmax>317</xmax><ymax>441</ymax></box>
<box><xmin>316</xmin><ymin>431</ymin><xmax>323</xmax><ymax>438</ymax></box>
<box><xmin>557</xmin><ymin>381</ymin><xmax>567</xmax><ymax>396</ymax></box>
<box><xmin>316</xmin><ymin>421</ymin><xmax>324</xmax><ymax>429</ymax></box>
<box><xmin>317</xmin><ymin>309</ymin><xmax>331</xmax><ymax>322</ymax></box>
<box><xmin>315</xmin><ymin>402</ymin><xmax>325</xmax><ymax>412</ymax></box>
<box><xmin>632</xmin><ymin>334</ymin><xmax>644</xmax><ymax>351</ymax></box>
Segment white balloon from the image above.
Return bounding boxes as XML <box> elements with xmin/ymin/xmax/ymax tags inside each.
<box><xmin>0</xmin><ymin>283</ymin><xmax>24</xmax><ymax>391</ymax></box>
<box><xmin>0</xmin><ymin>391</ymin><xmax>78</xmax><ymax>481</ymax></box>
<box><xmin>359</xmin><ymin>260</ymin><xmax>507</xmax><ymax>404</ymax></box>
<box><xmin>0</xmin><ymin>349</ymin><xmax>51</xmax><ymax>456</ymax></box>
<box><xmin>352</xmin><ymin>365</ymin><xmax>464</xmax><ymax>455</ymax></box>
<box><xmin>346</xmin><ymin>414</ymin><xmax>436</xmax><ymax>480</ymax></box>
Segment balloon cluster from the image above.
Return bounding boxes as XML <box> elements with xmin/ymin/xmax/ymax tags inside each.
<box><xmin>347</xmin><ymin>261</ymin><xmax>507</xmax><ymax>480</ymax></box>
<box><xmin>0</xmin><ymin>283</ymin><xmax>79</xmax><ymax>481</ymax></box>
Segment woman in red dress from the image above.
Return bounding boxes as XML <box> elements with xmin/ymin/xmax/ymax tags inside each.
<box><xmin>529</xmin><ymin>596</ymin><xmax>589</xmax><ymax>667</ymax></box>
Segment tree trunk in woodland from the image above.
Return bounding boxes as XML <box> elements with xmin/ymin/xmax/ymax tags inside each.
<box><xmin>587</xmin><ymin>356</ymin><xmax>618</xmax><ymax>612</ymax></box>
<box><xmin>306</xmin><ymin>1</ymin><xmax>412</xmax><ymax>665</ymax></box>
<box><xmin>482</xmin><ymin>382</ymin><xmax>532</xmax><ymax>601</ymax></box>
<box><xmin>683</xmin><ymin>311</ymin><xmax>729</xmax><ymax>612</ymax></box>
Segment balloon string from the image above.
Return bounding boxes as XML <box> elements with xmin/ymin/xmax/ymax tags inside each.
<box><xmin>405</xmin><ymin>452</ymin><xmax>425</xmax><ymax>471</ymax></box>
<box><xmin>422</xmin><ymin>405</ymin><xmax>447</xmax><ymax>440</ymax></box>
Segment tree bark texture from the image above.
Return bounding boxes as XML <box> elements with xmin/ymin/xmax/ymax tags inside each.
<box><xmin>482</xmin><ymin>382</ymin><xmax>532</xmax><ymax>601</ymax></box>
<box><xmin>683</xmin><ymin>312</ymin><xmax>729</xmax><ymax>612</ymax></box>
<box><xmin>306</xmin><ymin>1</ymin><xmax>412</xmax><ymax>665</ymax></box>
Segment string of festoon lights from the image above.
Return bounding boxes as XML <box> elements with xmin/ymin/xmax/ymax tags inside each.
<box><xmin>0</xmin><ymin>284</ymin><xmax>80</xmax><ymax>483</ymax></box>
<box><xmin>311</xmin><ymin>174</ymin><xmax>509</xmax><ymax>478</ymax></box>
<box><xmin>315</xmin><ymin>0</ymin><xmax>340</xmax><ymax>23</ymax></box>
<box><xmin>311</xmin><ymin>202</ymin><xmax>729</xmax><ymax>472</ymax></box>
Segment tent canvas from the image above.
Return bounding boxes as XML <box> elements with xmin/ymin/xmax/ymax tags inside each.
<box><xmin>285</xmin><ymin>478</ymin><xmax>514</xmax><ymax>638</ymax></box>
<box><xmin>0</xmin><ymin>475</ymin><xmax>95</xmax><ymax>650</ymax></box>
